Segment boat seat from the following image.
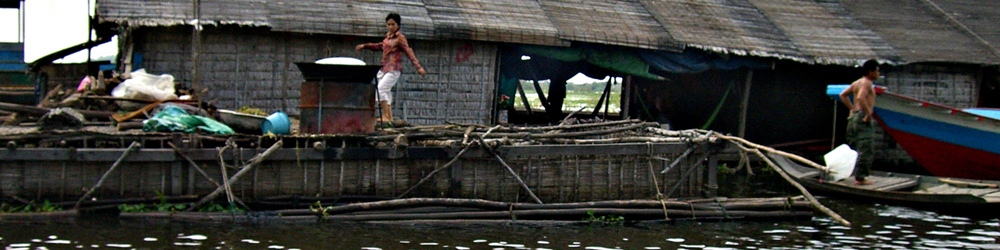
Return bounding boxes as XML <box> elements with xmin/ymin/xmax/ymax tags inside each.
<box><xmin>874</xmin><ymin>177</ymin><xmax>918</xmax><ymax>191</ymax></box>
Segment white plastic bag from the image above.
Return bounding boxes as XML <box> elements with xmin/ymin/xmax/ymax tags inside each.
<box><xmin>824</xmin><ymin>144</ymin><xmax>858</xmax><ymax>181</ymax></box>
<box><xmin>111</xmin><ymin>69</ymin><xmax>178</xmax><ymax>101</ymax></box>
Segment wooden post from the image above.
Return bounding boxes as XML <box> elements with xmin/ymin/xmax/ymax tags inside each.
<box><xmin>831</xmin><ymin>100</ymin><xmax>837</xmax><ymax>150</ymax></box>
<box><xmin>704</xmin><ymin>153</ymin><xmax>718</xmax><ymax>198</ymax></box>
<box><xmin>191</xmin><ymin>0</ymin><xmax>202</xmax><ymax>105</ymax></box>
<box><xmin>738</xmin><ymin>70</ymin><xmax>753</xmax><ymax>137</ymax></box>
<box><xmin>449</xmin><ymin>157</ymin><xmax>463</xmax><ymax>198</ymax></box>
<box><xmin>171</xmin><ymin>160</ymin><xmax>184</xmax><ymax>196</ymax></box>
<box><xmin>621</xmin><ymin>76</ymin><xmax>632</xmax><ymax>120</ymax></box>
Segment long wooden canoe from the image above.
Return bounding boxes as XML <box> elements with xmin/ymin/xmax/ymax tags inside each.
<box><xmin>769</xmin><ymin>153</ymin><xmax>1000</xmax><ymax>214</ymax></box>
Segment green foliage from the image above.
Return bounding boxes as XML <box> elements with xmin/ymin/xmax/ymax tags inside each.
<box><xmin>0</xmin><ymin>200</ymin><xmax>63</xmax><ymax>213</ymax></box>
<box><xmin>118</xmin><ymin>201</ymin><xmax>245</xmax><ymax>213</ymax></box>
<box><xmin>118</xmin><ymin>192</ymin><xmax>235</xmax><ymax>213</ymax></box>
<box><xmin>584</xmin><ymin>210</ymin><xmax>624</xmax><ymax>225</ymax></box>
<box><xmin>199</xmin><ymin>202</ymin><xmax>245</xmax><ymax>213</ymax></box>
<box><xmin>310</xmin><ymin>201</ymin><xmax>333</xmax><ymax>218</ymax></box>
<box><xmin>118</xmin><ymin>204</ymin><xmax>147</xmax><ymax>213</ymax></box>
<box><xmin>717</xmin><ymin>163</ymin><xmax>736</xmax><ymax>175</ymax></box>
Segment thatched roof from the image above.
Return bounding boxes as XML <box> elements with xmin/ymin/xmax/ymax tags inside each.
<box><xmin>98</xmin><ymin>0</ymin><xmax>269</xmax><ymax>27</ymax></box>
<box><xmin>538</xmin><ymin>0</ymin><xmax>682</xmax><ymax>51</ymax></box>
<box><xmin>745</xmin><ymin>0</ymin><xmax>898</xmax><ymax>65</ymax></box>
<box><xmin>96</xmin><ymin>0</ymin><xmax>1000</xmax><ymax>66</ymax></box>
<box><xmin>642</xmin><ymin>0</ymin><xmax>805</xmax><ymax>61</ymax></box>
<box><xmin>424</xmin><ymin>0</ymin><xmax>567</xmax><ymax>46</ymax></box>
<box><xmin>841</xmin><ymin>0</ymin><xmax>999</xmax><ymax>65</ymax></box>
<box><xmin>269</xmin><ymin>0</ymin><xmax>436</xmax><ymax>40</ymax></box>
<box><xmin>932</xmin><ymin>0</ymin><xmax>1000</xmax><ymax>53</ymax></box>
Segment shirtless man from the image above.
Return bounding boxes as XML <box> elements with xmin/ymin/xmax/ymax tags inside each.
<box><xmin>839</xmin><ymin>59</ymin><xmax>879</xmax><ymax>185</ymax></box>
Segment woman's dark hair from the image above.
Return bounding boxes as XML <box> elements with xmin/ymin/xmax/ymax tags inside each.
<box><xmin>862</xmin><ymin>59</ymin><xmax>879</xmax><ymax>74</ymax></box>
<box><xmin>386</xmin><ymin>13</ymin><xmax>401</xmax><ymax>26</ymax></box>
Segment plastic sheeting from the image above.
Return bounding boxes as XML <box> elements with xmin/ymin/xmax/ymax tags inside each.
<box><xmin>514</xmin><ymin>44</ymin><xmax>771</xmax><ymax>80</ymax></box>
<box><xmin>143</xmin><ymin>104</ymin><xmax>234</xmax><ymax>135</ymax></box>
<box><xmin>640</xmin><ymin>49</ymin><xmax>770</xmax><ymax>74</ymax></box>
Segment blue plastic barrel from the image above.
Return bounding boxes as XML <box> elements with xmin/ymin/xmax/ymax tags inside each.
<box><xmin>262</xmin><ymin>111</ymin><xmax>290</xmax><ymax>135</ymax></box>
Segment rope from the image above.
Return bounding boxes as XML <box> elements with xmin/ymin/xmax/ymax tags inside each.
<box><xmin>688</xmin><ymin>201</ymin><xmax>696</xmax><ymax>220</ymax></box>
<box><xmin>700</xmin><ymin>81</ymin><xmax>734</xmax><ymax>129</ymax></box>
<box><xmin>217</xmin><ymin>139</ymin><xmax>236</xmax><ymax>205</ymax></box>
<box><xmin>646</xmin><ymin>142</ymin><xmax>669</xmax><ymax>221</ymax></box>
<box><xmin>716</xmin><ymin>198</ymin><xmax>729</xmax><ymax>220</ymax></box>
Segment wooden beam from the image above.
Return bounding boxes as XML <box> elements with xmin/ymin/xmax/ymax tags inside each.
<box><xmin>531</xmin><ymin>79</ymin><xmax>551</xmax><ymax>110</ymax></box>
<box><xmin>499</xmin><ymin>143</ymin><xmax>694</xmax><ymax>158</ymax></box>
<box><xmin>591</xmin><ymin>78</ymin><xmax>612</xmax><ymax>117</ymax></box>
<box><xmin>621</xmin><ymin>76</ymin><xmax>632</xmax><ymax>120</ymax></box>
<box><xmin>515</xmin><ymin>79</ymin><xmax>533</xmax><ymax>115</ymax></box>
<box><xmin>738</xmin><ymin>70</ymin><xmax>753</xmax><ymax>137</ymax></box>
<box><xmin>0</xmin><ymin>143</ymin><xmax>727</xmax><ymax>162</ymax></box>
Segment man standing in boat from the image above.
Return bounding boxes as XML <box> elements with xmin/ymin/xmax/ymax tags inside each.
<box><xmin>839</xmin><ymin>59</ymin><xmax>880</xmax><ymax>185</ymax></box>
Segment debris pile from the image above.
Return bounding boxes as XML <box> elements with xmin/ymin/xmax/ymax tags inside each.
<box><xmin>0</xmin><ymin>69</ymin><xmax>280</xmax><ymax>135</ymax></box>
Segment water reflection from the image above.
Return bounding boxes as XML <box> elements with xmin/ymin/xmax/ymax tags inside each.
<box><xmin>2</xmin><ymin>174</ymin><xmax>999</xmax><ymax>249</ymax></box>
<box><xmin>2</xmin><ymin>204</ymin><xmax>996</xmax><ymax>250</ymax></box>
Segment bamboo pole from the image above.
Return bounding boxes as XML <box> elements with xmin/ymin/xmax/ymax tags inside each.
<box><xmin>0</xmin><ymin>101</ymin><xmax>114</xmax><ymax>119</ymax></box>
<box><xmin>276</xmin><ymin>197</ymin><xmax>813</xmax><ymax>216</ymax></box>
<box><xmin>168</xmin><ymin>142</ymin><xmax>222</xmax><ymax>188</ymax></box>
<box><xmin>751</xmin><ymin>149</ymin><xmax>851</xmax><ymax>226</ymax></box>
<box><xmin>75</xmin><ymin>141</ymin><xmax>141</xmax><ymax>209</ymax></box>
<box><xmin>396</xmin><ymin>143</ymin><xmax>474</xmax><ymax>199</ymax></box>
<box><xmin>315</xmin><ymin>209</ymin><xmax>812</xmax><ymax>222</ymax></box>
<box><xmin>188</xmin><ymin>141</ymin><xmax>283</xmax><ymax>211</ymax></box>
<box><xmin>713</xmin><ymin>133</ymin><xmax>830</xmax><ymax>172</ymax></box>
<box><xmin>475</xmin><ymin>136</ymin><xmax>543</xmax><ymax>204</ymax></box>
<box><xmin>169</xmin><ymin>141</ymin><xmax>249</xmax><ymax>208</ymax></box>
<box><xmin>662</xmin><ymin>144</ymin><xmax>700</xmax><ymax>174</ymax></box>
<box><xmin>530</xmin><ymin>122</ymin><xmax>657</xmax><ymax>139</ymax></box>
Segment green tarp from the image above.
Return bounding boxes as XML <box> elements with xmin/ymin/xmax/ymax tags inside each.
<box><xmin>143</xmin><ymin>104</ymin><xmax>234</xmax><ymax>135</ymax></box>
<box><xmin>519</xmin><ymin>45</ymin><xmax>664</xmax><ymax>80</ymax></box>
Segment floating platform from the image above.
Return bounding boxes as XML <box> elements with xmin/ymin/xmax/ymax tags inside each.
<box><xmin>0</xmin><ymin>121</ymin><xmax>728</xmax><ymax>208</ymax></box>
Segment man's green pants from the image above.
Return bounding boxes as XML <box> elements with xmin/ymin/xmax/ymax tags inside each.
<box><xmin>846</xmin><ymin>111</ymin><xmax>875</xmax><ymax>181</ymax></box>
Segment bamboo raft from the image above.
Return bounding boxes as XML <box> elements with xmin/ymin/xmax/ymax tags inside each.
<box><xmin>0</xmin><ymin>119</ymin><xmax>842</xmax><ymax>224</ymax></box>
<box><xmin>117</xmin><ymin>197</ymin><xmax>814</xmax><ymax>225</ymax></box>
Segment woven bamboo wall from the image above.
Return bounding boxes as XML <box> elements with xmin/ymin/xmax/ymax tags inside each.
<box><xmin>134</xmin><ymin>25</ymin><xmax>495</xmax><ymax>125</ymax></box>
<box><xmin>872</xmin><ymin>65</ymin><xmax>979</xmax><ymax>164</ymax></box>
<box><xmin>0</xmin><ymin>152</ymin><xmax>707</xmax><ymax>203</ymax></box>
<box><xmin>884</xmin><ymin>65</ymin><xmax>978</xmax><ymax>108</ymax></box>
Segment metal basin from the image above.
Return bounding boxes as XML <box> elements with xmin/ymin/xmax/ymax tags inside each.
<box><xmin>294</xmin><ymin>63</ymin><xmax>382</xmax><ymax>82</ymax></box>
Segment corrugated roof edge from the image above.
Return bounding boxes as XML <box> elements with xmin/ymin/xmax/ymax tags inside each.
<box><xmin>102</xmin><ymin>18</ymin><xmax>270</xmax><ymax>28</ymax></box>
<box><xmin>688</xmin><ymin>44</ymin><xmax>808</xmax><ymax>64</ymax></box>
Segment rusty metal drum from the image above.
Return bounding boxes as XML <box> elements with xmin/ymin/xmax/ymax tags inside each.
<box><xmin>295</xmin><ymin>63</ymin><xmax>381</xmax><ymax>134</ymax></box>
